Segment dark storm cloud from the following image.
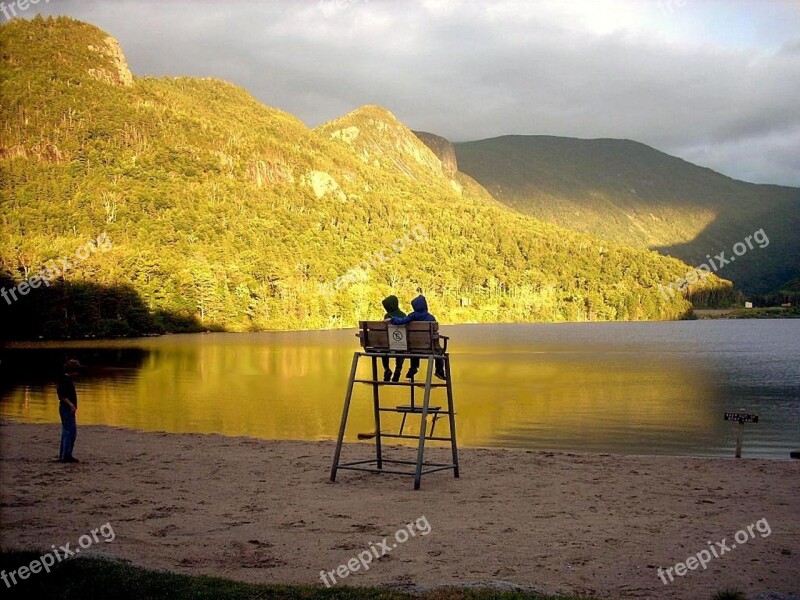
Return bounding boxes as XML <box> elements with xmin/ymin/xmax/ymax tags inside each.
<box><xmin>21</xmin><ymin>0</ymin><xmax>800</xmax><ymax>186</ymax></box>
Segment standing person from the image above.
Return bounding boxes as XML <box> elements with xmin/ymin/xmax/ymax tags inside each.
<box><xmin>58</xmin><ymin>359</ymin><xmax>81</xmax><ymax>463</ymax></box>
<box><xmin>381</xmin><ymin>295</ymin><xmax>406</xmax><ymax>382</ymax></box>
<box><xmin>386</xmin><ymin>295</ymin><xmax>446</xmax><ymax>380</ymax></box>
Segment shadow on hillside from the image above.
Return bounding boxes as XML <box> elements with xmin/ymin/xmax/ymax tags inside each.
<box><xmin>654</xmin><ymin>191</ymin><xmax>800</xmax><ymax>295</ymax></box>
<box><xmin>454</xmin><ymin>136</ymin><xmax>800</xmax><ymax>295</ymax></box>
<box><xmin>0</xmin><ymin>274</ymin><xmax>215</xmax><ymax>340</ymax></box>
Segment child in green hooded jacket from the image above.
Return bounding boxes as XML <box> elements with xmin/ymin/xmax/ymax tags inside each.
<box><xmin>381</xmin><ymin>295</ymin><xmax>406</xmax><ymax>382</ymax></box>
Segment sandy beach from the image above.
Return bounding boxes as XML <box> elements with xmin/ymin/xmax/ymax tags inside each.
<box><xmin>1</xmin><ymin>420</ymin><xmax>798</xmax><ymax>599</ymax></box>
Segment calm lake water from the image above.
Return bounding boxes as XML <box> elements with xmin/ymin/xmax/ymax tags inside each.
<box><xmin>1</xmin><ymin>321</ymin><xmax>798</xmax><ymax>458</ymax></box>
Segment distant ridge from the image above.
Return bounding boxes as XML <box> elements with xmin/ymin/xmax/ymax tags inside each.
<box><xmin>455</xmin><ymin>135</ymin><xmax>800</xmax><ymax>293</ymax></box>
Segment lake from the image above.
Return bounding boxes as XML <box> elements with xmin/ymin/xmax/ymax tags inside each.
<box><xmin>1</xmin><ymin>320</ymin><xmax>798</xmax><ymax>458</ymax></box>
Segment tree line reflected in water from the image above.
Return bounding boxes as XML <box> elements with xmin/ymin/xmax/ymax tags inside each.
<box><xmin>1</xmin><ymin>325</ymin><xmax>794</xmax><ymax>457</ymax></box>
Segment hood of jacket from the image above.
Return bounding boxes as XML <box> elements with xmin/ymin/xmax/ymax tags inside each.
<box><xmin>382</xmin><ymin>295</ymin><xmax>405</xmax><ymax>318</ymax></box>
<box><xmin>410</xmin><ymin>295</ymin><xmax>428</xmax><ymax>313</ymax></box>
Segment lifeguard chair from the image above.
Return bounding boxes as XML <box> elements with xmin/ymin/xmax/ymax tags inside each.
<box><xmin>329</xmin><ymin>321</ymin><xmax>460</xmax><ymax>490</ymax></box>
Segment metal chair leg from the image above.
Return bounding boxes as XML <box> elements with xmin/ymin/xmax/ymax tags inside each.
<box><xmin>444</xmin><ymin>354</ymin><xmax>459</xmax><ymax>478</ymax></box>
<box><xmin>414</xmin><ymin>357</ymin><xmax>435</xmax><ymax>490</ymax></box>
<box><xmin>331</xmin><ymin>353</ymin><xmax>360</xmax><ymax>482</ymax></box>
<box><xmin>370</xmin><ymin>356</ymin><xmax>383</xmax><ymax>470</ymax></box>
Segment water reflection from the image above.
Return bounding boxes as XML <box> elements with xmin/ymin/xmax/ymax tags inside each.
<box><xmin>1</xmin><ymin>322</ymin><xmax>798</xmax><ymax>458</ymax></box>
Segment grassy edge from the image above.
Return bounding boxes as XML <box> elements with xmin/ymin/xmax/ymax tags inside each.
<box><xmin>695</xmin><ymin>306</ymin><xmax>800</xmax><ymax>319</ymax></box>
<box><xmin>0</xmin><ymin>550</ymin><xmax>600</xmax><ymax>600</ymax></box>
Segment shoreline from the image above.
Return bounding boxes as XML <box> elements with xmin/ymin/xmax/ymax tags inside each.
<box><xmin>2</xmin><ymin>313</ymin><xmax>799</xmax><ymax>345</ymax></box>
<box><xmin>1</xmin><ymin>416</ymin><xmax>796</xmax><ymax>462</ymax></box>
<box><xmin>694</xmin><ymin>307</ymin><xmax>800</xmax><ymax>320</ymax></box>
<box><xmin>2</xmin><ymin>421</ymin><xmax>798</xmax><ymax>600</ymax></box>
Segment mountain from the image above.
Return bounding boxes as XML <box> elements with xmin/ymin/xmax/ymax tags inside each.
<box><xmin>762</xmin><ymin>277</ymin><xmax>800</xmax><ymax>306</ymax></box>
<box><xmin>0</xmin><ymin>17</ymin><xmax>732</xmax><ymax>338</ymax></box>
<box><xmin>454</xmin><ymin>135</ymin><xmax>800</xmax><ymax>294</ymax></box>
<box><xmin>413</xmin><ymin>131</ymin><xmax>458</xmax><ymax>175</ymax></box>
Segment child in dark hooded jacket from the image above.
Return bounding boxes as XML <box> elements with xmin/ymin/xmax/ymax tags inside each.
<box><xmin>381</xmin><ymin>295</ymin><xmax>406</xmax><ymax>382</ymax></box>
<box><xmin>387</xmin><ymin>295</ymin><xmax>446</xmax><ymax>380</ymax></box>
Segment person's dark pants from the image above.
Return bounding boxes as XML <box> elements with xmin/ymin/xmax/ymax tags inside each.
<box><xmin>408</xmin><ymin>357</ymin><xmax>445</xmax><ymax>377</ymax></box>
<box><xmin>381</xmin><ymin>356</ymin><xmax>405</xmax><ymax>375</ymax></box>
<box><xmin>59</xmin><ymin>404</ymin><xmax>77</xmax><ymax>461</ymax></box>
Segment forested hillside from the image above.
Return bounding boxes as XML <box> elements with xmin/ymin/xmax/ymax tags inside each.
<box><xmin>0</xmin><ymin>18</ymin><xmax>733</xmax><ymax>338</ymax></box>
<box><xmin>455</xmin><ymin>135</ymin><xmax>800</xmax><ymax>294</ymax></box>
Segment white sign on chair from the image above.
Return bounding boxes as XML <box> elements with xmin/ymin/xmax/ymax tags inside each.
<box><xmin>388</xmin><ymin>325</ymin><xmax>408</xmax><ymax>351</ymax></box>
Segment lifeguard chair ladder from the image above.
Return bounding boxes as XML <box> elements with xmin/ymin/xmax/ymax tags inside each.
<box><xmin>329</xmin><ymin>321</ymin><xmax>460</xmax><ymax>490</ymax></box>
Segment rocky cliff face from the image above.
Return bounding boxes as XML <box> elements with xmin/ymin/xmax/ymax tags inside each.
<box><xmin>87</xmin><ymin>35</ymin><xmax>133</xmax><ymax>86</ymax></box>
<box><xmin>413</xmin><ymin>131</ymin><xmax>458</xmax><ymax>175</ymax></box>
<box><xmin>317</xmin><ymin>105</ymin><xmax>446</xmax><ymax>180</ymax></box>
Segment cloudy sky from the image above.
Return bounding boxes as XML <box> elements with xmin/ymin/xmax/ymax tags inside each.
<box><xmin>21</xmin><ymin>0</ymin><xmax>800</xmax><ymax>186</ymax></box>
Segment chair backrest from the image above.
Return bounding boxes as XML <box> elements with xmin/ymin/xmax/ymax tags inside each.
<box><xmin>358</xmin><ymin>321</ymin><xmax>442</xmax><ymax>354</ymax></box>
